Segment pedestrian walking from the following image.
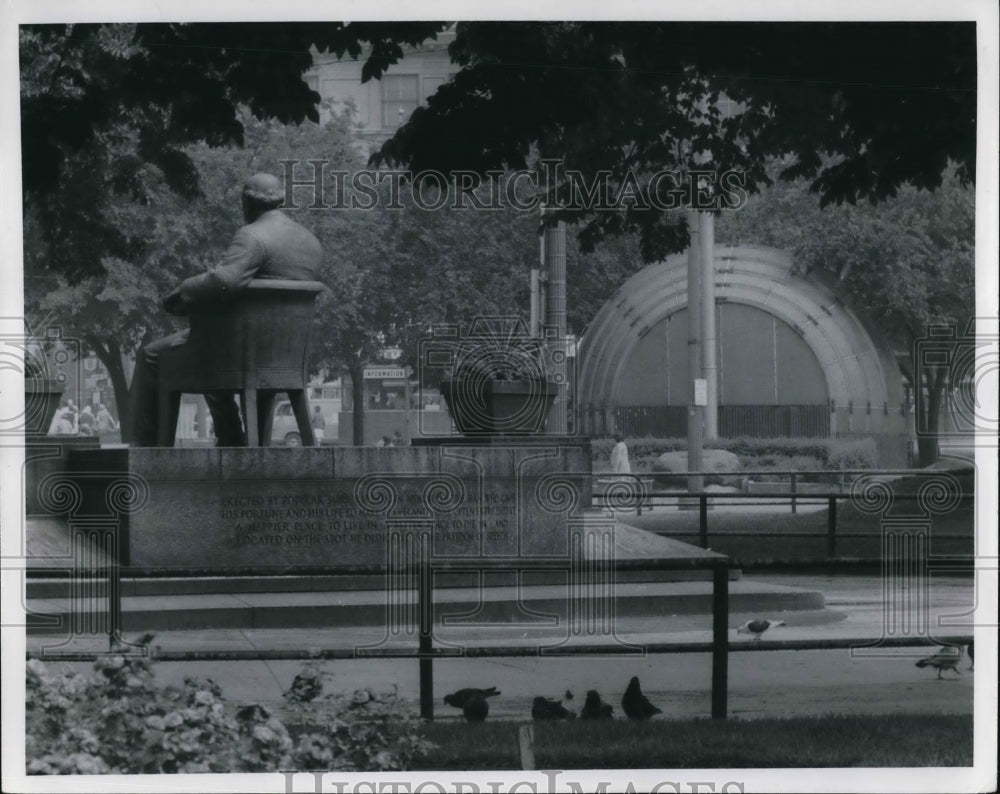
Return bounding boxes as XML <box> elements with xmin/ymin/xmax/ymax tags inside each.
<box><xmin>610</xmin><ymin>433</ymin><xmax>631</xmax><ymax>475</ymax></box>
<box><xmin>311</xmin><ymin>406</ymin><xmax>326</xmax><ymax>443</ymax></box>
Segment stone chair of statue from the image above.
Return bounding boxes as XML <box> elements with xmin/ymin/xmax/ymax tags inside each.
<box><xmin>156</xmin><ymin>279</ymin><xmax>326</xmax><ymax>447</ymax></box>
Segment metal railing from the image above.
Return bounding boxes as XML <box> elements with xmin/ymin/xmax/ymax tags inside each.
<box><xmin>26</xmin><ymin>467</ymin><xmax>974</xmax><ymax>723</ymax></box>
<box><xmin>27</xmin><ymin>551</ymin><xmax>975</xmax><ymax>723</ymax></box>
<box><xmin>593</xmin><ymin>469</ymin><xmax>974</xmax><ymax>557</ymax></box>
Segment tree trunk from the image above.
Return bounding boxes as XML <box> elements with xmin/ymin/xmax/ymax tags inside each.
<box><xmin>86</xmin><ymin>335</ymin><xmax>133</xmax><ymax>442</ymax></box>
<box><xmin>915</xmin><ymin>367</ymin><xmax>947</xmax><ymax>468</ymax></box>
<box><xmin>349</xmin><ymin>361</ymin><xmax>366</xmax><ymax>446</ymax></box>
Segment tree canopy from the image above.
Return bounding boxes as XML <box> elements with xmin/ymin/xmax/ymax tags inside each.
<box><xmin>715</xmin><ymin>162</ymin><xmax>975</xmax><ymax>464</ymax></box>
<box><xmin>20</xmin><ymin>22</ymin><xmax>448</xmax><ymax>281</ymax></box>
<box><xmin>373</xmin><ymin>22</ymin><xmax>977</xmax><ymax>261</ymax></box>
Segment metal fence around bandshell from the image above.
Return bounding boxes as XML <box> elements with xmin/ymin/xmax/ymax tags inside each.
<box><xmin>591</xmin><ymin>469</ymin><xmax>974</xmax><ymax>556</ymax></box>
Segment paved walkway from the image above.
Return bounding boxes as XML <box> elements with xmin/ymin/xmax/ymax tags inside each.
<box><xmin>25</xmin><ymin>573</ymin><xmax>979</xmax><ymax>722</ymax></box>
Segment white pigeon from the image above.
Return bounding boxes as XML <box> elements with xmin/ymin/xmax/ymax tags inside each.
<box><xmin>736</xmin><ymin>618</ymin><xmax>786</xmax><ymax>641</ymax></box>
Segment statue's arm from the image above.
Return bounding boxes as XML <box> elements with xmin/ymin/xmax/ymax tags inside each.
<box><xmin>163</xmin><ymin>227</ymin><xmax>264</xmax><ymax>314</ymax></box>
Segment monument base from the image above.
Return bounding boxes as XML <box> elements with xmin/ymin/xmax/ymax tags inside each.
<box><xmin>24</xmin><ymin>435</ymin><xmax>101</xmax><ymax>516</ymax></box>
<box><xmin>64</xmin><ymin>442</ymin><xmax>593</xmax><ymax>574</ymax></box>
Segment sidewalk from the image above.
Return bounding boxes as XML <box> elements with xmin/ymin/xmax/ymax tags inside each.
<box><xmin>24</xmin><ymin>573</ymin><xmax>978</xmax><ymax>722</ymax></box>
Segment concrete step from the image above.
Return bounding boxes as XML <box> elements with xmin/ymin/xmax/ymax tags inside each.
<box><xmin>25</xmin><ymin>578</ymin><xmax>826</xmax><ymax>635</ymax></box>
<box><xmin>26</xmin><ymin>564</ymin><xmax>743</xmax><ymax>600</ymax></box>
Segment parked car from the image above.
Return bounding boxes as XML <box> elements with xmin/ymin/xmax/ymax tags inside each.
<box><xmin>271</xmin><ymin>394</ymin><xmax>341</xmax><ymax>446</ymax></box>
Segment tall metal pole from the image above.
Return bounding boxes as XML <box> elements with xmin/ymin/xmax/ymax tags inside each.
<box><xmin>686</xmin><ymin>210</ymin><xmax>704</xmax><ymax>492</ymax></box>
<box><xmin>700</xmin><ymin>212</ymin><xmax>718</xmax><ymax>440</ymax></box>
<box><xmin>543</xmin><ymin>209</ymin><xmax>568</xmax><ymax>434</ymax></box>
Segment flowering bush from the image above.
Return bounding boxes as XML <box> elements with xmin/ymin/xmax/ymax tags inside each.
<box><xmin>26</xmin><ymin>652</ymin><xmax>433</xmax><ymax>774</ymax></box>
<box><xmin>592</xmin><ymin>435</ymin><xmax>879</xmax><ymax>476</ymax></box>
<box><xmin>26</xmin><ymin>651</ymin><xmax>291</xmax><ymax>774</ymax></box>
<box><xmin>282</xmin><ymin>663</ymin><xmax>435</xmax><ymax>772</ymax></box>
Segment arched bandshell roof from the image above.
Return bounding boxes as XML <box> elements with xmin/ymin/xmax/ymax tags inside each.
<box><xmin>577</xmin><ymin>246</ymin><xmax>904</xmax><ymax>434</ymax></box>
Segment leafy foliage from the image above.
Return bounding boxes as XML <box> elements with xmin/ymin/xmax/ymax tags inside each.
<box><xmin>20</xmin><ymin>22</ymin><xmax>448</xmax><ymax>281</ymax></box>
<box><xmin>374</xmin><ymin>22</ymin><xmax>976</xmax><ymax>261</ymax></box>
<box><xmin>715</xmin><ymin>162</ymin><xmax>975</xmax><ymax>465</ymax></box>
<box><xmin>25</xmin><ymin>652</ymin><xmax>433</xmax><ymax>774</ymax></box>
<box><xmin>285</xmin><ymin>678</ymin><xmax>435</xmax><ymax>772</ymax></box>
<box><xmin>26</xmin><ymin>652</ymin><xmax>292</xmax><ymax>774</ymax></box>
<box><xmin>592</xmin><ymin>435</ymin><xmax>877</xmax><ymax>476</ymax></box>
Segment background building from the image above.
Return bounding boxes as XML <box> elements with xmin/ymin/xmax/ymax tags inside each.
<box><xmin>305</xmin><ymin>29</ymin><xmax>456</xmax><ymax>144</ymax></box>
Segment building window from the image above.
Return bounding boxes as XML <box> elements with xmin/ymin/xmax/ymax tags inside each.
<box><xmin>381</xmin><ymin>75</ymin><xmax>419</xmax><ymax>129</ymax></box>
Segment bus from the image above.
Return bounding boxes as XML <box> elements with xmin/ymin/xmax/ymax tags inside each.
<box><xmin>339</xmin><ymin>366</ymin><xmax>453</xmax><ymax>445</ymax></box>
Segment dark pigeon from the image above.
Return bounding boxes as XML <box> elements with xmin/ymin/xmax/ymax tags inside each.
<box><xmin>581</xmin><ymin>689</ymin><xmax>614</xmax><ymax>720</ymax></box>
<box><xmin>621</xmin><ymin>676</ymin><xmax>662</xmax><ymax>721</ymax></box>
<box><xmin>915</xmin><ymin>646</ymin><xmax>963</xmax><ymax>679</ymax></box>
<box><xmin>462</xmin><ymin>696</ymin><xmax>490</xmax><ymax>723</ymax></box>
<box><xmin>443</xmin><ymin>686</ymin><xmax>500</xmax><ymax>709</ymax></box>
<box><xmin>564</xmin><ymin>689</ymin><xmax>574</xmax><ymax>701</ymax></box>
<box><xmin>532</xmin><ymin>696</ymin><xmax>575</xmax><ymax>720</ymax></box>
<box><xmin>736</xmin><ymin>619</ymin><xmax>785</xmax><ymax>642</ymax></box>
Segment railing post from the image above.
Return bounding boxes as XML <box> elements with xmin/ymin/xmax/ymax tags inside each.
<box><xmin>418</xmin><ymin>555</ymin><xmax>434</xmax><ymax>720</ymax></box>
<box><xmin>790</xmin><ymin>473</ymin><xmax>797</xmax><ymax>514</ymax></box>
<box><xmin>827</xmin><ymin>497</ymin><xmax>837</xmax><ymax>559</ymax></box>
<box><xmin>711</xmin><ymin>564</ymin><xmax>729</xmax><ymax>719</ymax></box>
<box><xmin>109</xmin><ymin>527</ymin><xmax>122</xmax><ymax>651</ymax></box>
<box><xmin>699</xmin><ymin>494</ymin><xmax>709</xmax><ymax>548</ymax></box>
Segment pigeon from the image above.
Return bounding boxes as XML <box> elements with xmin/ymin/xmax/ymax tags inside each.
<box><xmin>621</xmin><ymin>676</ymin><xmax>662</xmax><ymax>721</ymax></box>
<box><xmin>580</xmin><ymin>689</ymin><xmax>615</xmax><ymax>720</ymax></box>
<box><xmin>462</xmin><ymin>696</ymin><xmax>490</xmax><ymax>723</ymax></box>
<box><xmin>967</xmin><ymin>641</ymin><xmax>974</xmax><ymax>670</ymax></box>
<box><xmin>564</xmin><ymin>689</ymin><xmax>574</xmax><ymax>701</ymax></box>
<box><xmin>915</xmin><ymin>646</ymin><xmax>963</xmax><ymax>679</ymax></box>
<box><xmin>736</xmin><ymin>619</ymin><xmax>786</xmax><ymax>642</ymax></box>
<box><xmin>531</xmin><ymin>696</ymin><xmax>576</xmax><ymax>720</ymax></box>
<box><xmin>443</xmin><ymin>686</ymin><xmax>500</xmax><ymax>709</ymax></box>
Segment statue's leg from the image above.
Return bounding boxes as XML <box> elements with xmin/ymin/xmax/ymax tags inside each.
<box><xmin>129</xmin><ymin>331</ymin><xmax>188</xmax><ymax>447</ymax></box>
<box><xmin>205</xmin><ymin>391</ymin><xmax>246</xmax><ymax>446</ymax></box>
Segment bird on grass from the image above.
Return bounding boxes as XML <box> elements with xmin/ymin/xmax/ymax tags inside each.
<box><xmin>967</xmin><ymin>641</ymin><xmax>974</xmax><ymax>670</ymax></box>
<box><xmin>461</xmin><ymin>696</ymin><xmax>490</xmax><ymax>723</ymax></box>
<box><xmin>531</xmin><ymin>696</ymin><xmax>576</xmax><ymax>720</ymax></box>
<box><xmin>581</xmin><ymin>690</ymin><xmax>615</xmax><ymax>720</ymax></box>
<box><xmin>621</xmin><ymin>676</ymin><xmax>662</xmax><ymax>721</ymax></box>
<box><xmin>443</xmin><ymin>686</ymin><xmax>500</xmax><ymax>710</ymax></box>
<box><xmin>736</xmin><ymin>619</ymin><xmax>786</xmax><ymax>642</ymax></box>
<box><xmin>915</xmin><ymin>646</ymin><xmax>963</xmax><ymax>679</ymax></box>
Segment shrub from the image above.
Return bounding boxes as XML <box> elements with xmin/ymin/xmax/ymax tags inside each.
<box><xmin>826</xmin><ymin>438</ymin><xmax>878</xmax><ymax>471</ymax></box>
<box><xmin>282</xmin><ymin>664</ymin><xmax>435</xmax><ymax>772</ymax></box>
<box><xmin>26</xmin><ymin>649</ymin><xmax>433</xmax><ymax>774</ymax></box>
<box><xmin>592</xmin><ymin>435</ymin><xmax>881</xmax><ymax>477</ymax></box>
<box><xmin>26</xmin><ymin>651</ymin><xmax>285</xmax><ymax>774</ymax></box>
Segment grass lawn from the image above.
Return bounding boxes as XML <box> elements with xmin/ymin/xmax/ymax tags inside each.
<box><xmin>415</xmin><ymin>714</ymin><xmax>972</xmax><ymax>769</ymax></box>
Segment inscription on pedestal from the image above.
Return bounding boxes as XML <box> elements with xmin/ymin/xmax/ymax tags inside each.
<box><xmin>116</xmin><ymin>445</ymin><xmax>588</xmax><ymax>571</ymax></box>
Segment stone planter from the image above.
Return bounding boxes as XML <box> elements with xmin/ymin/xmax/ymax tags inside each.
<box><xmin>24</xmin><ymin>378</ymin><xmax>65</xmax><ymax>436</ymax></box>
<box><xmin>441</xmin><ymin>378</ymin><xmax>557</xmax><ymax>435</ymax></box>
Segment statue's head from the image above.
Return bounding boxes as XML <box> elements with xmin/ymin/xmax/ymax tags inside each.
<box><xmin>241</xmin><ymin>173</ymin><xmax>284</xmax><ymax>221</ymax></box>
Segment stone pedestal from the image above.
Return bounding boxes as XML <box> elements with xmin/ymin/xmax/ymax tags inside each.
<box><xmin>24</xmin><ymin>436</ymin><xmax>101</xmax><ymax>516</ymax></box>
<box><xmin>66</xmin><ymin>439</ymin><xmax>595</xmax><ymax>575</ymax></box>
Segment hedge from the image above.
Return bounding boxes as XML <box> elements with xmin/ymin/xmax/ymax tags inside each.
<box><xmin>593</xmin><ymin>436</ymin><xmax>878</xmax><ymax>474</ymax></box>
